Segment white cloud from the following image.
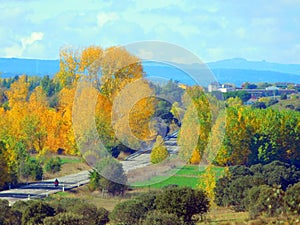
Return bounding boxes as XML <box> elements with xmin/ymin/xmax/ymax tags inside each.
<box><xmin>97</xmin><ymin>12</ymin><xmax>119</xmax><ymax>28</ymax></box>
<box><xmin>4</xmin><ymin>32</ymin><xmax>44</xmax><ymax>58</ymax></box>
<box><xmin>21</xmin><ymin>32</ymin><xmax>44</xmax><ymax>48</ymax></box>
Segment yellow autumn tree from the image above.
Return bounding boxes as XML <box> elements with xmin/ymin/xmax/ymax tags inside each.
<box><xmin>150</xmin><ymin>135</ymin><xmax>169</xmax><ymax>164</ymax></box>
<box><xmin>0</xmin><ymin>141</ymin><xmax>10</xmax><ymax>189</ymax></box>
<box><xmin>5</xmin><ymin>75</ymin><xmax>30</xmax><ymax>152</ymax></box>
<box><xmin>112</xmin><ymin>79</ymin><xmax>155</xmax><ymax>150</ymax></box>
<box><xmin>56</xmin><ymin>87</ymin><xmax>78</xmax><ymax>155</ymax></box>
<box><xmin>178</xmin><ymin>86</ymin><xmax>212</xmax><ymax>163</ymax></box>
<box><xmin>199</xmin><ymin>164</ymin><xmax>216</xmax><ymax>206</ymax></box>
<box><xmin>100</xmin><ymin>46</ymin><xmax>143</xmax><ymax>99</ymax></box>
<box><xmin>25</xmin><ymin>86</ymin><xmax>49</xmax><ymax>154</ymax></box>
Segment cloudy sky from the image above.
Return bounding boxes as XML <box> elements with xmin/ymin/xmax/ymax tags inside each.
<box><xmin>1</xmin><ymin>0</ymin><xmax>300</xmax><ymax>64</ymax></box>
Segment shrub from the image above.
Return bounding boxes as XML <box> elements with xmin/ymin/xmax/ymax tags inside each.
<box><xmin>44</xmin><ymin>157</ymin><xmax>62</xmax><ymax>174</ymax></box>
<box><xmin>0</xmin><ymin>198</ymin><xmax>8</xmax><ymax>210</ymax></box>
<box><xmin>0</xmin><ymin>199</ymin><xmax>22</xmax><ymax>225</ymax></box>
<box><xmin>251</xmin><ymin>102</ymin><xmax>267</xmax><ymax>109</ymax></box>
<box><xmin>50</xmin><ymin>198</ymin><xmax>109</xmax><ymax>225</ymax></box>
<box><xmin>96</xmin><ymin>207</ymin><xmax>110</xmax><ymax>225</ymax></box>
<box><xmin>22</xmin><ymin>201</ymin><xmax>55</xmax><ymax>225</ymax></box>
<box><xmin>285</xmin><ymin>104</ymin><xmax>295</xmax><ymax>109</ymax></box>
<box><xmin>21</xmin><ymin>158</ymin><xmax>43</xmax><ymax>180</ymax></box>
<box><xmin>88</xmin><ymin>169</ymin><xmax>101</xmax><ymax>191</ymax></box>
<box><xmin>215</xmin><ymin>175</ymin><xmax>264</xmax><ymax>210</ymax></box>
<box><xmin>215</xmin><ymin>161</ymin><xmax>300</xmax><ymax>211</ymax></box>
<box><xmin>268</xmin><ymin>99</ymin><xmax>279</xmax><ymax>106</ymax></box>
<box><xmin>109</xmin><ymin>199</ymin><xmax>147</xmax><ymax>225</ymax></box>
<box><xmin>150</xmin><ymin>135</ymin><xmax>169</xmax><ymax>164</ymax></box>
<box><xmin>262</xmin><ymin>161</ymin><xmax>300</xmax><ymax>190</ymax></box>
<box><xmin>280</xmin><ymin>93</ymin><xmax>287</xmax><ymax>100</ymax></box>
<box><xmin>43</xmin><ymin>212</ymin><xmax>86</xmax><ymax>225</ymax></box>
<box><xmin>142</xmin><ymin>210</ymin><xmax>181</xmax><ymax>225</ymax></box>
<box><xmin>245</xmin><ymin>185</ymin><xmax>271</xmax><ymax>219</ymax></box>
<box><xmin>254</xmin><ymin>185</ymin><xmax>284</xmax><ymax>217</ymax></box>
<box><xmin>94</xmin><ymin>157</ymin><xmax>127</xmax><ymax>195</ymax></box>
<box><xmin>155</xmin><ymin>187</ymin><xmax>209</xmax><ymax>224</ymax></box>
<box><xmin>12</xmin><ymin>200</ymin><xmax>30</xmax><ymax>213</ymax></box>
<box><xmin>284</xmin><ymin>182</ymin><xmax>300</xmax><ymax>215</ymax></box>
<box><xmin>135</xmin><ymin>191</ymin><xmax>158</xmax><ymax>211</ymax></box>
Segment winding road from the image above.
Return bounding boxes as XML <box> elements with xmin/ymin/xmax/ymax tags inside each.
<box><xmin>0</xmin><ymin>170</ymin><xmax>90</xmax><ymax>205</ymax></box>
<box><xmin>0</xmin><ymin>131</ymin><xmax>179</xmax><ymax>205</ymax></box>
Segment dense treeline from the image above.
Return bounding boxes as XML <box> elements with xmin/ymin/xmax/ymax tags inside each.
<box><xmin>0</xmin><ymin>186</ymin><xmax>209</xmax><ymax>225</ymax></box>
<box><xmin>177</xmin><ymin>91</ymin><xmax>300</xmax><ymax>168</ymax></box>
<box><xmin>215</xmin><ymin>161</ymin><xmax>300</xmax><ymax>220</ymax></box>
<box><xmin>0</xmin><ymin>45</ymin><xmax>185</xmax><ymax>190</ymax></box>
<box><xmin>210</xmin><ymin>104</ymin><xmax>300</xmax><ymax>167</ymax></box>
<box><xmin>1</xmin><ymin>44</ymin><xmax>300</xmax><ymax>192</ymax></box>
<box><xmin>0</xmin><ymin>198</ymin><xmax>109</xmax><ymax>225</ymax></box>
<box><xmin>0</xmin><ymin>46</ymin><xmax>158</xmax><ymax>189</ymax></box>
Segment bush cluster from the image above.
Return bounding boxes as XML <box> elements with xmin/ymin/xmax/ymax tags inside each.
<box><xmin>214</xmin><ymin>161</ymin><xmax>300</xmax><ymax>218</ymax></box>
<box><xmin>0</xmin><ymin>198</ymin><xmax>109</xmax><ymax>225</ymax></box>
<box><xmin>1</xmin><ymin>187</ymin><xmax>208</xmax><ymax>225</ymax></box>
<box><xmin>110</xmin><ymin>186</ymin><xmax>209</xmax><ymax>225</ymax></box>
<box><xmin>21</xmin><ymin>158</ymin><xmax>43</xmax><ymax>180</ymax></box>
<box><xmin>44</xmin><ymin>157</ymin><xmax>62</xmax><ymax>174</ymax></box>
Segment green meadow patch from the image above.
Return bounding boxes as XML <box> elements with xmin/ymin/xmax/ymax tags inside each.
<box><xmin>132</xmin><ymin>165</ymin><xmax>224</xmax><ymax>189</ymax></box>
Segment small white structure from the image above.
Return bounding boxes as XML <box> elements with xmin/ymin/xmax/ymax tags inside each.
<box><xmin>266</xmin><ymin>86</ymin><xmax>279</xmax><ymax>91</ymax></box>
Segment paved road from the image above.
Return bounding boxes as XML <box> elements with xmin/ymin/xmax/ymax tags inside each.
<box><xmin>0</xmin><ymin>131</ymin><xmax>179</xmax><ymax>205</ymax></box>
<box><xmin>122</xmin><ymin>130</ymin><xmax>179</xmax><ymax>172</ymax></box>
<box><xmin>0</xmin><ymin>170</ymin><xmax>89</xmax><ymax>205</ymax></box>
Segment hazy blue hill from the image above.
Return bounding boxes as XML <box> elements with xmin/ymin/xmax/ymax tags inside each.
<box><xmin>207</xmin><ymin>58</ymin><xmax>300</xmax><ymax>76</ymax></box>
<box><xmin>0</xmin><ymin>58</ymin><xmax>59</xmax><ymax>77</ymax></box>
<box><xmin>144</xmin><ymin>60</ymin><xmax>300</xmax><ymax>86</ymax></box>
<box><xmin>211</xmin><ymin>68</ymin><xmax>300</xmax><ymax>86</ymax></box>
<box><xmin>1</xmin><ymin>57</ymin><xmax>300</xmax><ymax>87</ymax></box>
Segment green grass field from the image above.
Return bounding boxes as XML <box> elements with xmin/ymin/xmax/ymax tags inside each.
<box><xmin>132</xmin><ymin>165</ymin><xmax>224</xmax><ymax>189</ymax></box>
<box><xmin>60</xmin><ymin>157</ymin><xmax>82</xmax><ymax>164</ymax></box>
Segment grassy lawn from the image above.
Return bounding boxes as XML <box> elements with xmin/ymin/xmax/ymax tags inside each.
<box><xmin>47</xmin><ymin>185</ymin><xmax>137</xmax><ymax>211</ymax></box>
<box><xmin>132</xmin><ymin>165</ymin><xmax>224</xmax><ymax>189</ymax></box>
<box><xmin>271</xmin><ymin>97</ymin><xmax>300</xmax><ymax>111</ymax></box>
<box><xmin>42</xmin><ymin>155</ymin><xmax>91</xmax><ymax>180</ymax></box>
<box><xmin>59</xmin><ymin>156</ymin><xmax>83</xmax><ymax>164</ymax></box>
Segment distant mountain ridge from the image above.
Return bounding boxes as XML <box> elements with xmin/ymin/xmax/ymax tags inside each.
<box><xmin>207</xmin><ymin>58</ymin><xmax>300</xmax><ymax>76</ymax></box>
<box><xmin>1</xmin><ymin>57</ymin><xmax>300</xmax><ymax>86</ymax></box>
<box><xmin>0</xmin><ymin>58</ymin><xmax>59</xmax><ymax>77</ymax></box>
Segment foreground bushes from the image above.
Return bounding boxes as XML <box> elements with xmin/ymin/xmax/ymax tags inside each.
<box><xmin>215</xmin><ymin>161</ymin><xmax>300</xmax><ymax>218</ymax></box>
<box><xmin>110</xmin><ymin>186</ymin><xmax>209</xmax><ymax>225</ymax></box>
<box><xmin>44</xmin><ymin>157</ymin><xmax>62</xmax><ymax>174</ymax></box>
<box><xmin>1</xmin><ymin>187</ymin><xmax>207</xmax><ymax>225</ymax></box>
<box><xmin>1</xmin><ymin>198</ymin><xmax>109</xmax><ymax>225</ymax></box>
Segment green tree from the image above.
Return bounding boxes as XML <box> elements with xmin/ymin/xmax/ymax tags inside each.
<box><xmin>179</xmin><ymin>86</ymin><xmax>212</xmax><ymax>163</ymax></box>
<box><xmin>251</xmin><ymin>101</ymin><xmax>267</xmax><ymax>109</ymax></box>
<box><xmin>88</xmin><ymin>169</ymin><xmax>101</xmax><ymax>191</ymax></box>
<box><xmin>21</xmin><ymin>158</ymin><xmax>43</xmax><ymax>180</ymax></box>
<box><xmin>284</xmin><ymin>182</ymin><xmax>300</xmax><ymax>215</ymax></box>
<box><xmin>0</xmin><ymin>199</ymin><xmax>21</xmax><ymax>225</ymax></box>
<box><xmin>223</xmin><ymin>91</ymin><xmax>251</xmax><ymax>103</ymax></box>
<box><xmin>95</xmin><ymin>157</ymin><xmax>127</xmax><ymax>195</ymax></box>
<box><xmin>44</xmin><ymin>157</ymin><xmax>62</xmax><ymax>174</ymax></box>
<box><xmin>43</xmin><ymin>213</ymin><xmax>87</xmax><ymax>225</ymax></box>
<box><xmin>150</xmin><ymin>135</ymin><xmax>169</xmax><ymax>164</ymax></box>
<box><xmin>155</xmin><ymin>186</ymin><xmax>209</xmax><ymax>223</ymax></box>
<box><xmin>143</xmin><ymin>211</ymin><xmax>181</xmax><ymax>225</ymax></box>
<box><xmin>199</xmin><ymin>164</ymin><xmax>216</xmax><ymax>205</ymax></box>
<box><xmin>109</xmin><ymin>199</ymin><xmax>147</xmax><ymax>225</ymax></box>
<box><xmin>0</xmin><ymin>141</ymin><xmax>10</xmax><ymax>190</ymax></box>
<box><xmin>22</xmin><ymin>201</ymin><xmax>55</xmax><ymax>225</ymax></box>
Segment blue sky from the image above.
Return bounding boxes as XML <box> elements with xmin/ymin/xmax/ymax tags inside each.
<box><xmin>1</xmin><ymin>0</ymin><xmax>300</xmax><ymax>64</ymax></box>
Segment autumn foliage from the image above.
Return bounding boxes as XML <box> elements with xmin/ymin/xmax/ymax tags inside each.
<box><xmin>150</xmin><ymin>135</ymin><xmax>169</xmax><ymax>164</ymax></box>
<box><xmin>0</xmin><ymin>45</ymin><xmax>156</xmax><ymax>188</ymax></box>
